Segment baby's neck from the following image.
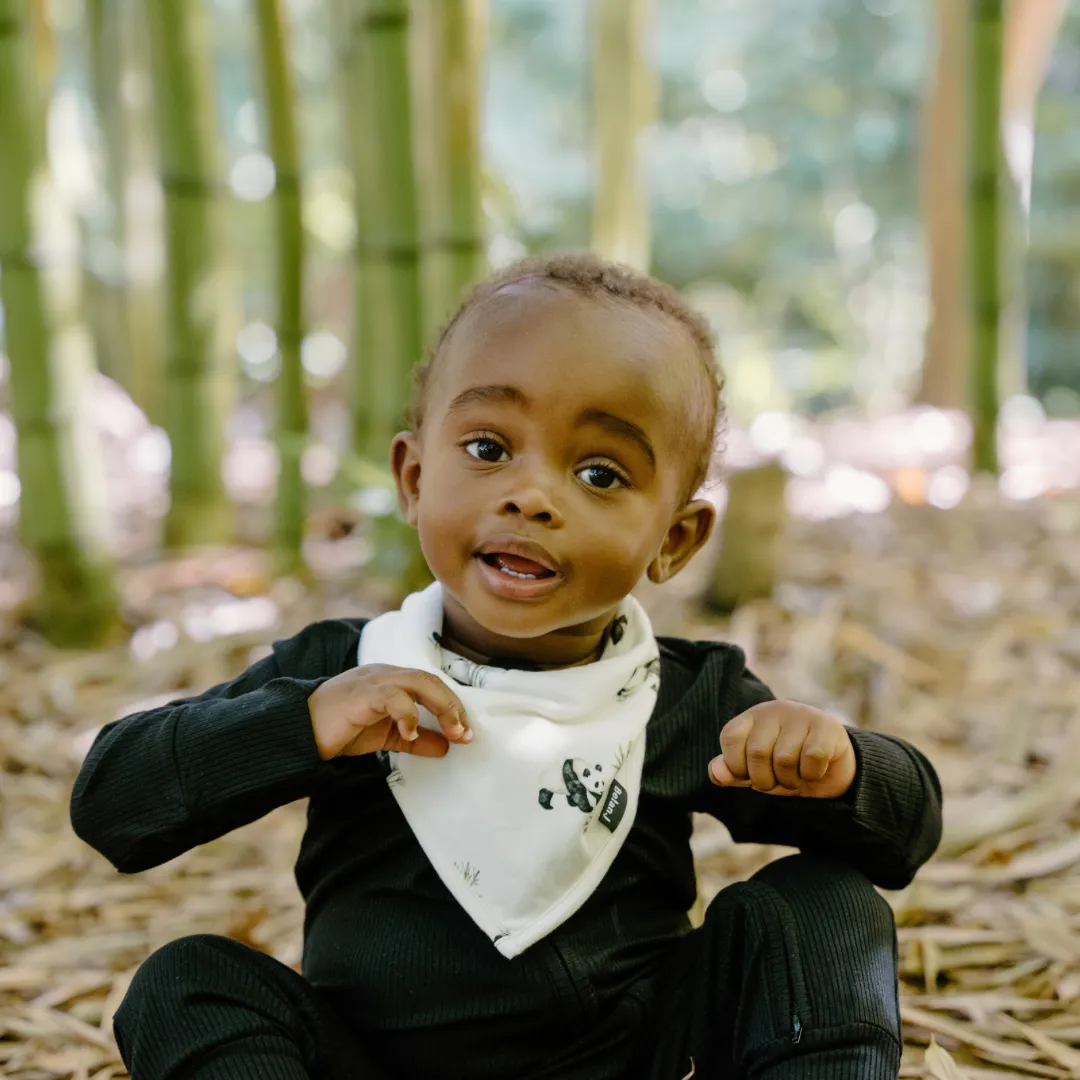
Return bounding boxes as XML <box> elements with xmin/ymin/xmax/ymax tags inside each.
<box><xmin>435</xmin><ymin>620</ymin><xmax>611</xmax><ymax>672</ymax></box>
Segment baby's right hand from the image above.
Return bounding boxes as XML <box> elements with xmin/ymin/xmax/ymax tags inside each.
<box><xmin>307</xmin><ymin>664</ymin><xmax>471</xmax><ymax>761</ymax></box>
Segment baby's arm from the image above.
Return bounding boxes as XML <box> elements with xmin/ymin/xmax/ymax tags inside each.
<box><xmin>69</xmin><ymin>619</ymin><xmax>356</xmax><ymax>874</ymax></box>
<box><xmin>694</xmin><ymin>651</ymin><xmax>943</xmax><ymax>889</ymax></box>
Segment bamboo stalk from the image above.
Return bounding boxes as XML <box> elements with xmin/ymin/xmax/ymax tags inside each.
<box><xmin>84</xmin><ymin>0</ymin><xmax>131</xmax><ymax>394</ymax></box>
<box><xmin>116</xmin><ymin>0</ymin><xmax>165</xmax><ymax>425</ymax></box>
<box><xmin>0</xmin><ymin>0</ymin><xmax>119</xmax><ymax>646</ymax></box>
<box><xmin>338</xmin><ymin>0</ymin><xmax>431</xmax><ymax>599</ymax></box>
<box><xmin>590</xmin><ymin>0</ymin><xmax>658</xmax><ymax>272</ymax></box>
<box><xmin>144</xmin><ymin>0</ymin><xmax>234</xmax><ymax>546</ymax></box>
<box><xmin>351</xmin><ymin>0</ymin><xmax>423</xmax><ymax>461</ymax></box>
<box><xmin>335</xmin><ymin>0</ymin><xmax>373</xmax><ymax>455</ymax></box>
<box><xmin>253</xmin><ymin>0</ymin><xmax>308</xmax><ymax>575</ymax></box>
<box><xmin>414</xmin><ymin>0</ymin><xmax>487</xmax><ymax>343</ymax></box>
<box><xmin>969</xmin><ymin>0</ymin><xmax>1003</xmax><ymax>475</ymax></box>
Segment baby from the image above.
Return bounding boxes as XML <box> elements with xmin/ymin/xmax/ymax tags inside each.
<box><xmin>71</xmin><ymin>253</ymin><xmax>941</xmax><ymax>1080</ymax></box>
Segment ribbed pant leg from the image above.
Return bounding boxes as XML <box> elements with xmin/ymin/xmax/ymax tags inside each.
<box><xmin>643</xmin><ymin>854</ymin><xmax>901</xmax><ymax>1080</ymax></box>
<box><xmin>113</xmin><ymin>934</ymin><xmax>393</xmax><ymax>1080</ymax></box>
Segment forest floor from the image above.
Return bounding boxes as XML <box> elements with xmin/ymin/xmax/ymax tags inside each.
<box><xmin>2</xmin><ymin>477</ymin><xmax>1080</xmax><ymax>1079</ymax></box>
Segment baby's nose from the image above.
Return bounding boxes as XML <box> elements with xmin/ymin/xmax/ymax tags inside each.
<box><xmin>501</xmin><ymin>488</ymin><xmax>564</xmax><ymax>526</ymax></box>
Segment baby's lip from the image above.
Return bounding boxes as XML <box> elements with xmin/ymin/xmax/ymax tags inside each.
<box><xmin>474</xmin><ymin>536</ymin><xmax>561</xmax><ymax>575</ymax></box>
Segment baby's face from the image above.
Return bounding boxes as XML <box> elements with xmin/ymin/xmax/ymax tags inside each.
<box><xmin>395</xmin><ymin>282</ymin><xmax>712</xmax><ymax>653</ymax></box>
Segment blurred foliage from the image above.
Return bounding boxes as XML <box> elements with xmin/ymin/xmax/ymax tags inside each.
<box><xmin>32</xmin><ymin>0</ymin><xmax>1080</xmax><ymax>434</ymax></box>
<box><xmin>484</xmin><ymin>0</ymin><xmax>1080</xmax><ymax>420</ymax></box>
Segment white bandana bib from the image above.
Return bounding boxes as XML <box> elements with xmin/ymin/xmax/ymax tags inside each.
<box><xmin>357</xmin><ymin>582</ymin><xmax>660</xmax><ymax>958</ymax></box>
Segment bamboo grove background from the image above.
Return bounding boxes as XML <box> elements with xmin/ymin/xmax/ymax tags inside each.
<box><xmin>0</xmin><ymin>0</ymin><xmax>1078</xmax><ymax>646</ymax></box>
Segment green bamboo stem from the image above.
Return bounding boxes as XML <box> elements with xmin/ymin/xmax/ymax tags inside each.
<box><xmin>351</xmin><ymin>0</ymin><xmax>423</xmax><ymax>461</ymax></box>
<box><xmin>590</xmin><ymin>0</ymin><xmax>657</xmax><ymax>272</ymax></box>
<box><xmin>253</xmin><ymin>0</ymin><xmax>308</xmax><ymax>574</ymax></box>
<box><xmin>414</xmin><ymin>0</ymin><xmax>487</xmax><ymax>343</ymax></box>
<box><xmin>144</xmin><ymin>0</ymin><xmax>234</xmax><ymax>546</ymax></box>
<box><xmin>0</xmin><ymin>0</ymin><xmax>119</xmax><ymax>646</ymax></box>
<box><xmin>334</xmin><ymin>0</ymin><xmax>372</xmax><ymax>454</ymax></box>
<box><xmin>85</xmin><ymin>0</ymin><xmax>132</xmax><ymax>394</ymax></box>
<box><xmin>969</xmin><ymin>0</ymin><xmax>1003</xmax><ymax>475</ymax></box>
<box><xmin>119</xmin><ymin>0</ymin><xmax>166</xmax><ymax>427</ymax></box>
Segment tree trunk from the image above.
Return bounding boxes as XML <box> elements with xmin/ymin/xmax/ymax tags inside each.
<box><xmin>350</xmin><ymin>0</ymin><xmax>423</xmax><ymax>461</ymax></box>
<box><xmin>0</xmin><ymin>0</ymin><xmax>119</xmax><ymax>646</ymax></box>
<box><xmin>590</xmin><ymin>0</ymin><xmax>658</xmax><ymax>272</ymax></box>
<box><xmin>970</xmin><ymin>0</ymin><xmax>1004</xmax><ymax>475</ymax></box>
<box><xmin>917</xmin><ymin>0</ymin><xmax>969</xmax><ymax>408</ymax></box>
<box><xmin>919</xmin><ymin>0</ymin><xmax>1063</xmax><ymax>411</ymax></box>
<box><xmin>253</xmin><ymin>0</ymin><xmax>308</xmax><ymax>575</ymax></box>
<box><xmin>704</xmin><ymin>464</ymin><xmax>789</xmax><ymax>615</ymax></box>
<box><xmin>997</xmin><ymin>0</ymin><xmax>1067</xmax><ymax>399</ymax></box>
<box><xmin>144</xmin><ymin>0</ymin><xmax>235</xmax><ymax>547</ymax></box>
<box><xmin>413</xmin><ymin>0</ymin><xmax>488</xmax><ymax>345</ymax></box>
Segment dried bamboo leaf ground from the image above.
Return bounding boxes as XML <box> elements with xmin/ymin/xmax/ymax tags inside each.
<box><xmin>3</xmin><ymin>486</ymin><xmax>1080</xmax><ymax>1079</ymax></box>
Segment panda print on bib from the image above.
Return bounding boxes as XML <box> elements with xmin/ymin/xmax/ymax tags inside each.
<box><xmin>538</xmin><ymin>758</ymin><xmax>607</xmax><ymax>812</ymax></box>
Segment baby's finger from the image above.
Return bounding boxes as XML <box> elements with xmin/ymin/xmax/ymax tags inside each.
<box><xmin>718</xmin><ymin>711</ymin><xmax>755</xmax><ymax>781</ymax></box>
<box><xmin>397</xmin><ymin>671</ymin><xmax>472</xmax><ymax>744</ymax></box>
<box><xmin>744</xmin><ymin>710</ymin><xmax>781</xmax><ymax>792</ymax></box>
<box><xmin>799</xmin><ymin>716</ymin><xmax>837</xmax><ymax>783</ymax></box>
<box><xmin>383</xmin><ymin>687</ymin><xmax>420</xmax><ymax>743</ymax></box>
<box><xmin>771</xmin><ymin>715</ymin><xmax>811</xmax><ymax>790</ymax></box>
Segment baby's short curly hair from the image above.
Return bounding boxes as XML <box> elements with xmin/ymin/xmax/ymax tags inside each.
<box><xmin>406</xmin><ymin>251</ymin><xmax>724</xmax><ymax>501</ymax></box>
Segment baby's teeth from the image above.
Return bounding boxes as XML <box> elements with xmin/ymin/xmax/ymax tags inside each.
<box><xmin>497</xmin><ymin>564</ymin><xmax>539</xmax><ymax>580</ymax></box>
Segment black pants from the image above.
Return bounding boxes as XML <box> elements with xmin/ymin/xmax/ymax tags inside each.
<box><xmin>113</xmin><ymin>855</ymin><xmax>901</xmax><ymax>1080</ymax></box>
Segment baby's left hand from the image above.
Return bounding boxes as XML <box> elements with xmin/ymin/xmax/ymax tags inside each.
<box><xmin>708</xmin><ymin>701</ymin><xmax>856</xmax><ymax>799</ymax></box>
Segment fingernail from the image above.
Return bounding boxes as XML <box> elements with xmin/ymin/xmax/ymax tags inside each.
<box><xmin>407</xmin><ymin>727</ymin><xmax>419</xmax><ymax>741</ymax></box>
<box><xmin>461</xmin><ymin>729</ymin><xmax>473</xmax><ymax>742</ymax></box>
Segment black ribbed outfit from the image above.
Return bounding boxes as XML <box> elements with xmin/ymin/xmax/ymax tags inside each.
<box><xmin>70</xmin><ymin>618</ymin><xmax>942</xmax><ymax>1080</ymax></box>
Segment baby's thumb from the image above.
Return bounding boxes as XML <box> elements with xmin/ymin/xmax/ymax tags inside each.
<box><xmin>708</xmin><ymin>755</ymin><xmax>747</xmax><ymax>787</ymax></box>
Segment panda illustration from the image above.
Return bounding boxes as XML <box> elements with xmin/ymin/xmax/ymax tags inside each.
<box><xmin>538</xmin><ymin>759</ymin><xmax>606</xmax><ymax>813</ymax></box>
<box><xmin>616</xmin><ymin>656</ymin><xmax>661</xmax><ymax>700</ymax></box>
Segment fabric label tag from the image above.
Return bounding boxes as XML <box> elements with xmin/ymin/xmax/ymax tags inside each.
<box><xmin>598</xmin><ymin>780</ymin><xmax>628</xmax><ymax>832</ymax></box>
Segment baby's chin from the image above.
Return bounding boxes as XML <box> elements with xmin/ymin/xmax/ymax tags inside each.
<box><xmin>454</xmin><ymin>588</ymin><xmax>620</xmax><ymax>651</ymax></box>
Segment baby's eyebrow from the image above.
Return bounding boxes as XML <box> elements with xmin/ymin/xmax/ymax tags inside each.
<box><xmin>445</xmin><ymin>386</ymin><xmax>656</xmax><ymax>469</ymax></box>
<box><xmin>447</xmin><ymin>384</ymin><xmax>530</xmax><ymax>413</ymax></box>
<box><xmin>579</xmin><ymin>409</ymin><xmax>655</xmax><ymax>468</ymax></box>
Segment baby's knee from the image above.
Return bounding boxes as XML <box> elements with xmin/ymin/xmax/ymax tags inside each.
<box><xmin>116</xmin><ymin>935</ymin><xmax>245</xmax><ymax>1031</ymax></box>
<box><xmin>744</xmin><ymin>855</ymin><xmax>899</xmax><ymax>1041</ymax></box>
<box><xmin>749</xmin><ymin>853</ymin><xmax>896</xmax><ymax>942</ymax></box>
<box><xmin>130</xmin><ymin>934</ymin><xmax>243</xmax><ymax>993</ymax></box>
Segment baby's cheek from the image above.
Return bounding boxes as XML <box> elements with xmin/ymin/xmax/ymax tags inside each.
<box><xmin>578</xmin><ymin>522</ymin><xmax>653</xmax><ymax>587</ymax></box>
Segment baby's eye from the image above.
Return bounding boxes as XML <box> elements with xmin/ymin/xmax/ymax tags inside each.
<box><xmin>576</xmin><ymin>464</ymin><xmax>627</xmax><ymax>490</ymax></box>
<box><xmin>464</xmin><ymin>439</ymin><xmax>508</xmax><ymax>463</ymax></box>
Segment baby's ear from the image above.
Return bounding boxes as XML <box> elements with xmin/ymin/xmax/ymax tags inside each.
<box><xmin>390</xmin><ymin>432</ymin><xmax>422</xmax><ymax>525</ymax></box>
<box><xmin>647</xmin><ymin>499</ymin><xmax>715</xmax><ymax>584</ymax></box>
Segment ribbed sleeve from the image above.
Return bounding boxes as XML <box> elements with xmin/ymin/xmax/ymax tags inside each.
<box><xmin>683</xmin><ymin>642</ymin><xmax>943</xmax><ymax>890</ymax></box>
<box><xmin>69</xmin><ymin>619</ymin><xmax>366</xmax><ymax>874</ymax></box>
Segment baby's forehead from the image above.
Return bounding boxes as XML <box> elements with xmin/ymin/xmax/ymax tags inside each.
<box><xmin>443</xmin><ymin>279</ymin><xmax>698</xmax><ymax>382</ymax></box>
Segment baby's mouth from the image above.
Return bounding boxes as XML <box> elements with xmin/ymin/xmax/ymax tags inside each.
<box><xmin>479</xmin><ymin>552</ymin><xmax>557</xmax><ymax>580</ymax></box>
